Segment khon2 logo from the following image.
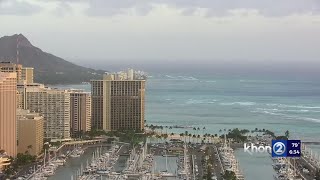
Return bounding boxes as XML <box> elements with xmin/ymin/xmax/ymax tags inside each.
<box><xmin>272</xmin><ymin>140</ymin><xmax>287</xmax><ymax>157</ymax></box>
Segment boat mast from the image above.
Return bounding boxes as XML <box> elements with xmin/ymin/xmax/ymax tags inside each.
<box><xmin>165</xmin><ymin>150</ymin><xmax>168</xmax><ymax>172</ymax></box>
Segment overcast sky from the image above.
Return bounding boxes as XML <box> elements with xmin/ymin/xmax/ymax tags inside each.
<box><xmin>0</xmin><ymin>0</ymin><xmax>320</xmax><ymax>65</ymax></box>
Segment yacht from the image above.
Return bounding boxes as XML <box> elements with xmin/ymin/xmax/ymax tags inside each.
<box><xmin>160</xmin><ymin>171</ymin><xmax>175</xmax><ymax>177</ymax></box>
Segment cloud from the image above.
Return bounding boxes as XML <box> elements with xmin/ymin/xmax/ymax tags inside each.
<box><xmin>52</xmin><ymin>2</ymin><xmax>73</xmax><ymax>17</ymax></box>
<box><xmin>82</xmin><ymin>0</ymin><xmax>320</xmax><ymax>17</ymax></box>
<box><xmin>0</xmin><ymin>0</ymin><xmax>42</xmax><ymax>15</ymax></box>
<box><xmin>85</xmin><ymin>0</ymin><xmax>153</xmax><ymax>16</ymax></box>
<box><xmin>161</xmin><ymin>0</ymin><xmax>320</xmax><ymax>17</ymax></box>
<box><xmin>3</xmin><ymin>0</ymin><xmax>320</xmax><ymax>17</ymax></box>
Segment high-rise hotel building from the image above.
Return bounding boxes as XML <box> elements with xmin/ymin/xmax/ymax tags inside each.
<box><xmin>91</xmin><ymin>69</ymin><xmax>146</xmax><ymax>131</ymax></box>
<box><xmin>0</xmin><ymin>62</ymin><xmax>22</xmax><ymax>83</ymax></box>
<box><xmin>0</xmin><ymin>62</ymin><xmax>34</xmax><ymax>84</ymax></box>
<box><xmin>69</xmin><ymin>90</ymin><xmax>91</xmax><ymax>137</ymax></box>
<box><xmin>0</xmin><ymin>72</ymin><xmax>17</xmax><ymax>157</ymax></box>
<box><xmin>19</xmin><ymin>84</ymin><xmax>71</xmax><ymax>140</ymax></box>
<box><xmin>21</xmin><ymin>67</ymin><xmax>34</xmax><ymax>83</ymax></box>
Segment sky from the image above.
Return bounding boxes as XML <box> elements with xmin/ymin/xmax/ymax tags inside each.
<box><xmin>0</xmin><ymin>0</ymin><xmax>320</xmax><ymax>70</ymax></box>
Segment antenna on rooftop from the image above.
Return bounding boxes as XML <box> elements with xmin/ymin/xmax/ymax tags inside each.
<box><xmin>16</xmin><ymin>35</ymin><xmax>21</xmax><ymax>64</ymax></box>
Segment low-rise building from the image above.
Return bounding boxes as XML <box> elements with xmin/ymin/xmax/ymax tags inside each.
<box><xmin>17</xmin><ymin>110</ymin><xmax>44</xmax><ymax>156</ymax></box>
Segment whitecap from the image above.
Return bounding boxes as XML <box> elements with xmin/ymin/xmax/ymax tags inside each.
<box><xmin>220</xmin><ymin>102</ymin><xmax>256</xmax><ymax>106</ymax></box>
<box><xmin>253</xmin><ymin>109</ymin><xmax>320</xmax><ymax>123</ymax></box>
<box><xmin>261</xmin><ymin>111</ymin><xmax>283</xmax><ymax>116</ymax></box>
<box><xmin>299</xmin><ymin>117</ymin><xmax>320</xmax><ymax>123</ymax></box>
<box><xmin>185</xmin><ymin>99</ymin><xmax>217</xmax><ymax>105</ymax></box>
<box><xmin>266</xmin><ymin>103</ymin><xmax>320</xmax><ymax>109</ymax></box>
<box><xmin>220</xmin><ymin>102</ymin><xmax>236</xmax><ymax>106</ymax></box>
<box><xmin>237</xmin><ymin>102</ymin><xmax>256</xmax><ymax>106</ymax></box>
<box><xmin>183</xmin><ymin>76</ymin><xmax>199</xmax><ymax>81</ymax></box>
<box><xmin>280</xmin><ymin>105</ymin><xmax>320</xmax><ymax>109</ymax></box>
<box><xmin>256</xmin><ymin>108</ymin><xmax>279</xmax><ymax>111</ymax></box>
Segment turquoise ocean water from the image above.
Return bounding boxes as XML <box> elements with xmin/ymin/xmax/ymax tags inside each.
<box><xmin>55</xmin><ymin>73</ymin><xmax>320</xmax><ymax>179</ymax></box>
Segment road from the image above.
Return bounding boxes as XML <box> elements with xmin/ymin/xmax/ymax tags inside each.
<box><xmin>188</xmin><ymin>144</ymin><xmax>224</xmax><ymax>180</ymax></box>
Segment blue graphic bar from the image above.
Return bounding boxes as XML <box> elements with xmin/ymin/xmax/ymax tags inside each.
<box><xmin>271</xmin><ymin>139</ymin><xmax>301</xmax><ymax>158</ymax></box>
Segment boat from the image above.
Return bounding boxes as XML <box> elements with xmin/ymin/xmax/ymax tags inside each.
<box><xmin>96</xmin><ymin>170</ymin><xmax>110</xmax><ymax>175</ymax></box>
<box><xmin>70</xmin><ymin>154</ymin><xmax>80</xmax><ymax>158</ymax></box>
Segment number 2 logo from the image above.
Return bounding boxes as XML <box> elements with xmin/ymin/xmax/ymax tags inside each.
<box><xmin>273</xmin><ymin>142</ymin><xmax>286</xmax><ymax>155</ymax></box>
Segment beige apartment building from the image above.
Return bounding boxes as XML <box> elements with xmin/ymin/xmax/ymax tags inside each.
<box><xmin>23</xmin><ymin>85</ymin><xmax>71</xmax><ymax>140</ymax></box>
<box><xmin>21</xmin><ymin>67</ymin><xmax>34</xmax><ymax>83</ymax></box>
<box><xmin>91</xmin><ymin>70</ymin><xmax>146</xmax><ymax>131</ymax></box>
<box><xmin>0</xmin><ymin>61</ymin><xmax>22</xmax><ymax>83</ymax></box>
<box><xmin>0</xmin><ymin>62</ymin><xmax>34</xmax><ymax>84</ymax></box>
<box><xmin>0</xmin><ymin>72</ymin><xmax>17</xmax><ymax>157</ymax></box>
<box><xmin>17</xmin><ymin>83</ymin><xmax>44</xmax><ymax>109</ymax></box>
<box><xmin>17</xmin><ymin>110</ymin><xmax>43</xmax><ymax>156</ymax></box>
<box><xmin>69</xmin><ymin>91</ymin><xmax>91</xmax><ymax>137</ymax></box>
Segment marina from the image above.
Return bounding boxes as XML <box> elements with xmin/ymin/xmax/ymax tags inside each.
<box><xmin>21</xmin><ymin>141</ymin><xmax>193</xmax><ymax>180</ymax></box>
<box><xmin>217</xmin><ymin>136</ymin><xmax>244</xmax><ymax>180</ymax></box>
<box><xmin>11</xmin><ymin>126</ymin><xmax>320</xmax><ymax>180</ymax></box>
<box><xmin>13</xmin><ymin>135</ymin><xmax>320</xmax><ymax>180</ymax></box>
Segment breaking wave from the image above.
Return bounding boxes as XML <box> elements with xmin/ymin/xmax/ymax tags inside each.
<box><xmin>164</xmin><ymin>75</ymin><xmax>199</xmax><ymax>81</ymax></box>
<box><xmin>220</xmin><ymin>102</ymin><xmax>256</xmax><ymax>106</ymax></box>
<box><xmin>185</xmin><ymin>99</ymin><xmax>217</xmax><ymax>105</ymax></box>
<box><xmin>253</xmin><ymin>108</ymin><xmax>320</xmax><ymax>123</ymax></box>
<box><xmin>266</xmin><ymin>103</ymin><xmax>320</xmax><ymax>109</ymax></box>
<box><xmin>255</xmin><ymin>108</ymin><xmax>320</xmax><ymax>113</ymax></box>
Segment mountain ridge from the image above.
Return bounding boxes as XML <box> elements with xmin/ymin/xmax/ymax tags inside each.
<box><xmin>0</xmin><ymin>34</ymin><xmax>106</xmax><ymax>84</ymax></box>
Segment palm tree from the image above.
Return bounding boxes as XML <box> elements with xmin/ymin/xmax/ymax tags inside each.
<box><xmin>207</xmin><ymin>134</ymin><xmax>211</xmax><ymax>143</ymax></box>
<box><xmin>197</xmin><ymin>135</ymin><xmax>201</xmax><ymax>143</ymax></box>
<box><xmin>150</xmin><ymin>124</ymin><xmax>155</xmax><ymax>133</ymax></box>
<box><xmin>180</xmin><ymin>133</ymin><xmax>184</xmax><ymax>141</ymax></box>
<box><xmin>203</xmin><ymin>134</ymin><xmax>207</xmax><ymax>144</ymax></box>
<box><xmin>160</xmin><ymin>126</ymin><xmax>163</xmax><ymax>135</ymax></box>
<box><xmin>285</xmin><ymin>130</ymin><xmax>290</xmax><ymax>139</ymax></box>
<box><xmin>184</xmin><ymin>131</ymin><xmax>188</xmax><ymax>142</ymax></box>
<box><xmin>162</xmin><ymin>133</ymin><xmax>168</xmax><ymax>142</ymax></box>
<box><xmin>188</xmin><ymin>134</ymin><xmax>192</xmax><ymax>143</ymax></box>
<box><xmin>156</xmin><ymin>135</ymin><xmax>162</xmax><ymax>143</ymax></box>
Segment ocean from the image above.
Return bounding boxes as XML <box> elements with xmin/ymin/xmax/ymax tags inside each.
<box><xmin>54</xmin><ymin>72</ymin><xmax>320</xmax><ymax>179</ymax></box>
